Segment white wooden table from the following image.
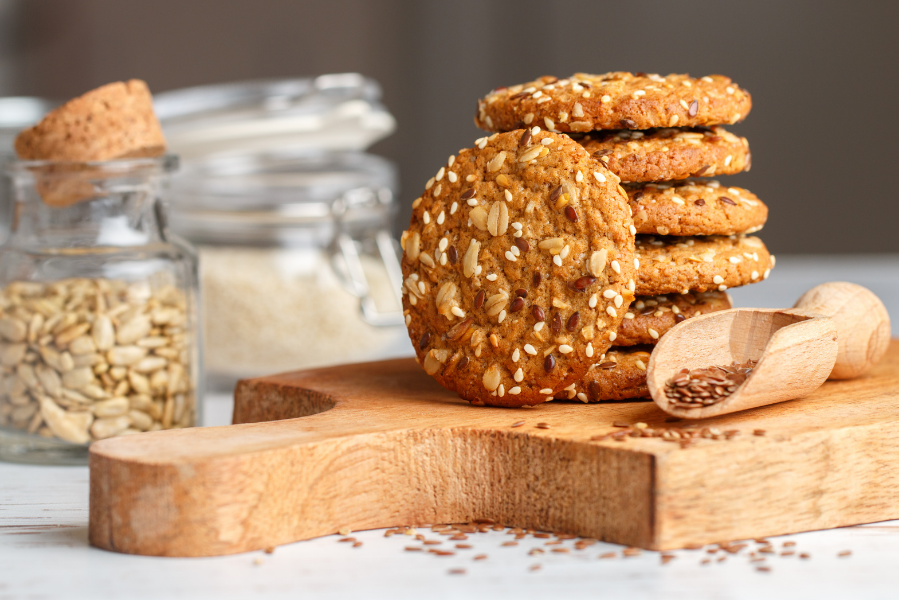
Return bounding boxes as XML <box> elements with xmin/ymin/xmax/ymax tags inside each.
<box><xmin>1</xmin><ymin>255</ymin><xmax>897</xmax><ymax>599</ymax></box>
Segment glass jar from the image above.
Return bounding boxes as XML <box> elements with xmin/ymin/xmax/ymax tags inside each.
<box><xmin>168</xmin><ymin>150</ymin><xmax>410</xmax><ymax>390</ymax></box>
<box><xmin>0</xmin><ymin>156</ymin><xmax>201</xmax><ymax>464</ymax></box>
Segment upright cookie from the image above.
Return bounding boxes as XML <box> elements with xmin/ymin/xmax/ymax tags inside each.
<box><xmin>579</xmin><ymin>126</ymin><xmax>750</xmax><ymax>182</ymax></box>
<box><xmin>616</xmin><ymin>291</ymin><xmax>731</xmax><ymax>346</ymax></box>
<box><xmin>627</xmin><ymin>180</ymin><xmax>767</xmax><ymax>236</ymax></box>
<box><xmin>635</xmin><ymin>235</ymin><xmax>773</xmax><ymax>296</ymax></box>
<box><xmin>567</xmin><ymin>346</ymin><xmax>654</xmax><ymax>402</ymax></box>
<box><xmin>15</xmin><ymin>80</ymin><xmax>166</xmax><ymax>161</ymax></box>
<box><xmin>401</xmin><ymin>130</ymin><xmax>636</xmax><ymax>407</ymax></box>
<box><xmin>476</xmin><ymin>73</ymin><xmax>752</xmax><ymax>133</ymax></box>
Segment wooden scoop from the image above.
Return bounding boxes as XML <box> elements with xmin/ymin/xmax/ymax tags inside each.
<box><xmin>647</xmin><ymin>282</ymin><xmax>891</xmax><ymax>419</ymax></box>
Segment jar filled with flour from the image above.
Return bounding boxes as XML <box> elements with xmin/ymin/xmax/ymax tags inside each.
<box><xmin>168</xmin><ymin>151</ymin><xmax>408</xmax><ymax>390</ymax></box>
<box><xmin>157</xmin><ymin>74</ymin><xmax>409</xmax><ymax>391</ymax></box>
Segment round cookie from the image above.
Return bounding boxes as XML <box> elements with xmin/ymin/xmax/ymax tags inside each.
<box><xmin>578</xmin><ymin>126</ymin><xmax>750</xmax><ymax>182</ymax></box>
<box><xmin>475</xmin><ymin>72</ymin><xmax>752</xmax><ymax>134</ymax></box>
<box><xmin>401</xmin><ymin>129</ymin><xmax>636</xmax><ymax>407</ymax></box>
<box><xmin>616</xmin><ymin>291</ymin><xmax>732</xmax><ymax>346</ymax></box>
<box><xmin>566</xmin><ymin>346</ymin><xmax>653</xmax><ymax>402</ymax></box>
<box><xmin>627</xmin><ymin>179</ymin><xmax>767</xmax><ymax>236</ymax></box>
<box><xmin>635</xmin><ymin>235</ymin><xmax>773</xmax><ymax>296</ymax></box>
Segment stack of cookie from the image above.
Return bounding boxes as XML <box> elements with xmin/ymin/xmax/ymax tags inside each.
<box><xmin>401</xmin><ymin>72</ymin><xmax>773</xmax><ymax>408</ymax></box>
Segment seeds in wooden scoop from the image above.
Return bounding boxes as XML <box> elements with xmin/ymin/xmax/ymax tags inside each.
<box><xmin>664</xmin><ymin>359</ymin><xmax>758</xmax><ymax>408</ymax></box>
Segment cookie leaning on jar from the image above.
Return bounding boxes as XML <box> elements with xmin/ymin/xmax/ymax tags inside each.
<box><xmin>401</xmin><ymin>129</ymin><xmax>636</xmax><ymax>407</ymax></box>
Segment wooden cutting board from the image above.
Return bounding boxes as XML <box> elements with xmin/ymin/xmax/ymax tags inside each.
<box><xmin>89</xmin><ymin>342</ymin><xmax>899</xmax><ymax>557</ymax></box>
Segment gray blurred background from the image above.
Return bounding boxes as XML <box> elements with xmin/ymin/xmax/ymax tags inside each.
<box><xmin>0</xmin><ymin>0</ymin><xmax>896</xmax><ymax>254</ymax></box>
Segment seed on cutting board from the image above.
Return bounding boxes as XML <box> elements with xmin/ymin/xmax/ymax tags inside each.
<box><xmin>474</xmin><ymin>554</ymin><xmax>488</xmax><ymax>561</ymax></box>
<box><xmin>837</xmin><ymin>550</ymin><xmax>852</xmax><ymax>557</ymax></box>
<box><xmin>599</xmin><ymin>552</ymin><xmax>617</xmax><ymax>559</ymax></box>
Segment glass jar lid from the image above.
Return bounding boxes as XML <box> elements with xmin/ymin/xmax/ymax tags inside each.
<box><xmin>154</xmin><ymin>74</ymin><xmax>396</xmax><ymax>159</ymax></box>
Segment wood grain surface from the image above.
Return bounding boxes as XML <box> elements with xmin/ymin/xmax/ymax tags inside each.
<box><xmin>89</xmin><ymin>342</ymin><xmax>899</xmax><ymax>557</ymax></box>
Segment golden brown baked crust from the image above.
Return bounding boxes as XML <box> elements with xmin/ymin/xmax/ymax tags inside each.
<box><xmin>627</xmin><ymin>179</ymin><xmax>767</xmax><ymax>236</ymax></box>
<box><xmin>635</xmin><ymin>235</ymin><xmax>773</xmax><ymax>296</ymax></box>
<box><xmin>578</xmin><ymin>126</ymin><xmax>750</xmax><ymax>182</ymax></box>
<box><xmin>569</xmin><ymin>346</ymin><xmax>653</xmax><ymax>402</ymax></box>
<box><xmin>15</xmin><ymin>80</ymin><xmax>166</xmax><ymax>161</ymax></box>
<box><xmin>616</xmin><ymin>291</ymin><xmax>731</xmax><ymax>346</ymax></box>
<box><xmin>401</xmin><ymin>130</ymin><xmax>636</xmax><ymax>407</ymax></box>
<box><xmin>475</xmin><ymin>72</ymin><xmax>752</xmax><ymax>133</ymax></box>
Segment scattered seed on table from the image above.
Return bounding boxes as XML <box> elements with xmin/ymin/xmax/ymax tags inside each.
<box><xmin>433</xmin><ymin>550</ymin><xmax>455</xmax><ymax>556</ymax></box>
<box><xmin>529</xmin><ymin>548</ymin><xmax>544</xmax><ymax>555</ymax></box>
<box><xmin>456</xmin><ymin>544</ymin><xmax>472</xmax><ymax>549</ymax></box>
<box><xmin>502</xmin><ymin>541</ymin><xmax>518</xmax><ymax>547</ymax></box>
<box><xmin>449</xmin><ymin>569</ymin><xmax>466</xmax><ymax>575</ymax></box>
<box><xmin>757</xmin><ymin>566</ymin><xmax>771</xmax><ymax>572</ymax></box>
<box><xmin>405</xmin><ymin>547</ymin><xmax>422</xmax><ymax>552</ymax></box>
<box><xmin>783</xmin><ymin>541</ymin><xmax>796</xmax><ymax>547</ymax></box>
<box><xmin>511</xmin><ymin>421</ymin><xmax>525</xmax><ymax>428</ymax></box>
<box><xmin>838</xmin><ymin>550</ymin><xmax>852</xmax><ymax>557</ymax></box>
<box><xmin>701</xmin><ymin>558</ymin><xmax>711</xmax><ymax>565</ymax></box>
<box><xmin>423</xmin><ymin>540</ymin><xmax>441</xmax><ymax>545</ymax></box>
<box><xmin>529</xmin><ymin>564</ymin><xmax>542</xmax><ymax>572</ymax></box>
<box><xmin>717</xmin><ymin>556</ymin><xmax>727</xmax><ymax>563</ymax></box>
<box><xmin>534</xmin><ymin>533</ymin><xmax>551</xmax><ymax>539</ymax></box>
<box><xmin>799</xmin><ymin>553</ymin><xmax>811</xmax><ymax>559</ymax></box>
<box><xmin>352</xmin><ymin>542</ymin><xmax>363</xmax><ymax>548</ymax></box>
<box><xmin>599</xmin><ymin>552</ymin><xmax>617</xmax><ymax>559</ymax></box>
<box><xmin>622</xmin><ymin>548</ymin><xmax>641</xmax><ymax>557</ymax></box>
<box><xmin>450</xmin><ymin>534</ymin><xmax>468</xmax><ymax>540</ymax></box>
<box><xmin>552</xmin><ymin>548</ymin><xmax>570</xmax><ymax>554</ymax></box>
<box><xmin>338</xmin><ymin>537</ymin><xmax>356</xmax><ymax>543</ymax></box>
<box><xmin>545</xmin><ymin>540</ymin><xmax>562</xmax><ymax>546</ymax></box>
<box><xmin>661</xmin><ymin>555</ymin><xmax>676</xmax><ymax>564</ymax></box>
<box><xmin>264</xmin><ymin>547</ymin><xmax>275</xmax><ymax>554</ymax></box>
<box><xmin>474</xmin><ymin>554</ymin><xmax>488</xmax><ymax>561</ymax></box>
<box><xmin>536</xmin><ymin>422</ymin><xmax>550</xmax><ymax>429</ymax></box>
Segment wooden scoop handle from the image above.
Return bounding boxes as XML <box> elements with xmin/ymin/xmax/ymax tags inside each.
<box><xmin>792</xmin><ymin>282</ymin><xmax>891</xmax><ymax>379</ymax></box>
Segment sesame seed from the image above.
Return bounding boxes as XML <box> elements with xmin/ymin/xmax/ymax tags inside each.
<box><xmin>648</xmin><ymin>328</ymin><xmax>659</xmax><ymax>340</ymax></box>
<box><xmin>751</xmin><ymin>270</ymin><xmax>759</xmax><ymax>280</ymax></box>
<box><xmin>451</xmin><ymin>307</ymin><xmax>466</xmax><ymax>318</ymax></box>
<box><xmin>524</xmin><ymin>344</ymin><xmax>537</xmax><ymax>355</ymax></box>
<box><xmin>729</xmin><ymin>256</ymin><xmax>741</xmax><ymax>264</ymax></box>
<box><xmin>593</xmin><ymin>171</ymin><xmax>606</xmax><ymax>183</ymax></box>
<box><xmin>611</xmin><ymin>260</ymin><xmax>621</xmax><ymax>274</ymax></box>
<box><xmin>505</xmin><ymin>251</ymin><xmax>517</xmax><ymax>262</ymax></box>
<box><xmin>560</xmin><ymin>245</ymin><xmax>570</xmax><ymax>259</ymax></box>
<box><xmin>539</xmin><ymin>388</ymin><xmax>553</xmax><ymax>394</ymax></box>
<box><xmin>437</xmin><ymin>211</ymin><xmax>445</xmax><ymax>225</ymax></box>
<box><xmin>601</xmin><ymin>95</ymin><xmax>611</xmax><ymax>103</ymax></box>
<box><xmin>628</xmin><ymin>279</ymin><xmax>635</xmax><ymax>292</ymax></box>
<box><xmin>586</xmin><ymin>343</ymin><xmax>594</xmax><ymax>357</ymax></box>
<box><xmin>608</xmin><ymin>332</ymin><xmax>616</xmax><ymax>342</ymax></box>
<box><xmin>534</xmin><ymin>322</ymin><xmax>544</xmax><ymax>332</ymax></box>
<box><xmin>543</xmin><ymin>117</ymin><xmax>555</xmax><ymax>130</ymax></box>
<box><xmin>504</xmin><ymin>189</ymin><xmax>512</xmax><ymax>202</ymax></box>
<box><xmin>423</xmin><ymin>211</ymin><xmax>431</xmax><ymax>224</ymax></box>
<box><xmin>498</xmin><ymin>310</ymin><xmax>507</xmax><ymax>323</ymax></box>
<box><xmin>718</xmin><ymin>285</ymin><xmax>728</xmax><ymax>291</ymax></box>
<box><xmin>486</xmin><ymin>273</ymin><xmax>498</xmax><ymax>281</ymax></box>
<box><xmin>532</xmin><ymin>90</ymin><xmax>543</xmax><ymax>99</ymax></box>
<box><xmin>466</xmin><ymin>174</ymin><xmax>476</xmax><ymax>182</ymax></box>
<box><xmin>553</xmin><ymin>255</ymin><xmax>563</xmax><ymax>267</ymax></box>
<box><xmin>514</xmin><ymin>368</ymin><xmax>524</xmax><ymax>382</ymax></box>
<box><xmin>559</xmin><ymin>345</ymin><xmax>573</xmax><ymax>354</ymax></box>
<box><xmin>523</xmin><ymin>113</ymin><xmax>534</xmax><ymax>124</ymax></box>
<box><xmin>450</xmin><ymin>202</ymin><xmax>458</xmax><ymax>214</ymax></box>
<box><xmin>634</xmin><ymin>258</ymin><xmax>640</xmax><ymax>269</ymax></box>
<box><xmin>448</xmin><ymin>171</ymin><xmax>458</xmax><ymax>183</ymax></box>
<box><xmin>531</xmin><ymin>126</ymin><xmax>540</xmax><ymax>136</ymax></box>
<box><xmin>713</xmin><ymin>275</ymin><xmax>725</xmax><ymax>284</ymax></box>
<box><xmin>606</xmin><ymin>306</ymin><xmax>617</xmax><ymax>318</ymax></box>
<box><xmin>448</xmin><ymin>155</ymin><xmax>455</xmax><ymax>167</ymax></box>
<box><xmin>466</xmin><ymin>198</ymin><xmax>478</xmax><ymax>207</ymax></box>
<box><xmin>603</xmin><ymin>289</ymin><xmax>616</xmax><ymax>299</ymax></box>
<box><xmin>434</xmin><ymin>184</ymin><xmax>442</xmax><ymax>196</ymax></box>
<box><xmin>439</xmin><ymin>238</ymin><xmax>448</xmax><ymax>251</ymax></box>
<box><xmin>614</xmin><ymin>294</ymin><xmax>623</xmax><ymax>308</ymax></box>
<box><xmin>512</xmin><ymin>348</ymin><xmax>520</xmax><ymax>362</ymax></box>
<box><xmin>436</xmin><ymin>167</ymin><xmax>445</xmax><ymax>181</ymax></box>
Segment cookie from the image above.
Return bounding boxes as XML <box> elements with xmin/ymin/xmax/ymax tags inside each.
<box><xmin>578</xmin><ymin>126</ymin><xmax>750</xmax><ymax>182</ymax></box>
<box><xmin>401</xmin><ymin>129</ymin><xmax>636</xmax><ymax>407</ymax></box>
<box><xmin>475</xmin><ymin>73</ymin><xmax>752</xmax><ymax>134</ymax></box>
<box><xmin>627</xmin><ymin>180</ymin><xmax>767</xmax><ymax>236</ymax></box>
<box><xmin>635</xmin><ymin>235</ymin><xmax>773</xmax><ymax>296</ymax></box>
<box><xmin>15</xmin><ymin>80</ymin><xmax>166</xmax><ymax>161</ymax></box>
<box><xmin>561</xmin><ymin>346</ymin><xmax>653</xmax><ymax>402</ymax></box>
<box><xmin>616</xmin><ymin>291</ymin><xmax>731</xmax><ymax>346</ymax></box>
